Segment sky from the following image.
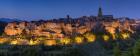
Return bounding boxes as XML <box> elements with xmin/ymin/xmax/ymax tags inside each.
<box><xmin>0</xmin><ymin>0</ymin><xmax>139</xmax><ymax>20</ymax></box>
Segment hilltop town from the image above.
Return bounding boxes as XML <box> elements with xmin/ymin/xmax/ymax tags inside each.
<box><xmin>0</xmin><ymin>7</ymin><xmax>140</xmax><ymax>56</ymax></box>
<box><xmin>4</xmin><ymin>15</ymin><xmax>135</xmax><ymax>37</ymax></box>
<box><xmin>0</xmin><ymin>7</ymin><xmax>139</xmax><ymax>46</ymax></box>
<box><xmin>4</xmin><ymin>7</ymin><xmax>137</xmax><ymax>37</ymax></box>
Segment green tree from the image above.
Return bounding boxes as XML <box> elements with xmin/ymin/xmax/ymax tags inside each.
<box><xmin>113</xmin><ymin>44</ymin><xmax>121</xmax><ymax>56</ymax></box>
<box><xmin>65</xmin><ymin>48</ymin><xmax>84</xmax><ymax>56</ymax></box>
<box><xmin>122</xmin><ymin>48</ymin><xmax>134</xmax><ymax>56</ymax></box>
<box><xmin>133</xmin><ymin>39</ymin><xmax>140</xmax><ymax>56</ymax></box>
<box><xmin>21</xmin><ymin>47</ymin><xmax>41</xmax><ymax>56</ymax></box>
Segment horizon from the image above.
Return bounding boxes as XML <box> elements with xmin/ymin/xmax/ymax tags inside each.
<box><xmin>0</xmin><ymin>0</ymin><xmax>140</xmax><ymax>20</ymax></box>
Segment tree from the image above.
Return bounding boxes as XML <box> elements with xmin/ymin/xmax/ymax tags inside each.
<box><xmin>65</xmin><ymin>48</ymin><xmax>84</xmax><ymax>56</ymax></box>
<box><xmin>133</xmin><ymin>39</ymin><xmax>140</xmax><ymax>56</ymax></box>
<box><xmin>113</xmin><ymin>44</ymin><xmax>121</xmax><ymax>56</ymax></box>
<box><xmin>122</xmin><ymin>48</ymin><xmax>134</xmax><ymax>56</ymax></box>
<box><xmin>21</xmin><ymin>47</ymin><xmax>41</xmax><ymax>56</ymax></box>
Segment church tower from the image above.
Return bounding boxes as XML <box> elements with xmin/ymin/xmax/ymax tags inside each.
<box><xmin>98</xmin><ymin>0</ymin><xmax>103</xmax><ymax>17</ymax></box>
<box><xmin>98</xmin><ymin>7</ymin><xmax>103</xmax><ymax>17</ymax></box>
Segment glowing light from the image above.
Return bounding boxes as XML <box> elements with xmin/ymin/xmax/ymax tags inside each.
<box><xmin>60</xmin><ymin>38</ymin><xmax>71</xmax><ymax>45</ymax></box>
<box><xmin>112</xmin><ymin>34</ymin><xmax>116</xmax><ymax>40</ymax></box>
<box><xmin>75</xmin><ymin>36</ymin><xmax>84</xmax><ymax>44</ymax></box>
<box><xmin>44</xmin><ymin>39</ymin><xmax>56</xmax><ymax>46</ymax></box>
<box><xmin>0</xmin><ymin>38</ymin><xmax>9</xmax><ymax>44</ymax></box>
<box><xmin>103</xmin><ymin>35</ymin><xmax>109</xmax><ymax>41</ymax></box>
<box><xmin>10</xmin><ymin>40</ymin><xmax>18</xmax><ymax>45</ymax></box>
<box><xmin>29</xmin><ymin>39</ymin><xmax>39</xmax><ymax>45</ymax></box>
<box><xmin>121</xmin><ymin>33</ymin><xmax>130</xmax><ymax>39</ymax></box>
<box><xmin>47</xmin><ymin>34</ymin><xmax>51</xmax><ymax>38</ymax></box>
<box><xmin>29</xmin><ymin>39</ymin><xmax>34</xmax><ymax>45</ymax></box>
<box><xmin>85</xmin><ymin>34</ymin><xmax>96</xmax><ymax>42</ymax></box>
<box><xmin>84</xmin><ymin>33</ymin><xmax>96</xmax><ymax>42</ymax></box>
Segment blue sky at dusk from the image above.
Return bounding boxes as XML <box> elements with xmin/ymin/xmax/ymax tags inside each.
<box><xmin>0</xmin><ymin>0</ymin><xmax>139</xmax><ymax>20</ymax></box>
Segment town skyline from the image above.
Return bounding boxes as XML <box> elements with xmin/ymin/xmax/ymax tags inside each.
<box><xmin>0</xmin><ymin>0</ymin><xmax>139</xmax><ymax>20</ymax></box>
<box><xmin>1</xmin><ymin>0</ymin><xmax>140</xmax><ymax>56</ymax></box>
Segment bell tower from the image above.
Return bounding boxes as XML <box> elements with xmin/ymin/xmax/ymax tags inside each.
<box><xmin>98</xmin><ymin>0</ymin><xmax>103</xmax><ymax>18</ymax></box>
<box><xmin>98</xmin><ymin>7</ymin><xmax>103</xmax><ymax>17</ymax></box>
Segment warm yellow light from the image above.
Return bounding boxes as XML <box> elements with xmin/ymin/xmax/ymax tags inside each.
<box><xmin>47</xmin><ymin>34</ymin><xmax>51</xmax><ymax>38</ymax></box>
<box><xmin>84</xmin><ymin>33</ymin><xmax>96</xmax><ymax>42</ymax></box>
<box><xmin>112</xmin><ymin>34</ymin><xmax>116</xmax><ymax>40</ymax></box>
<box><xmin>75</xmin><ymin>36</ymin><xmax>83</xmax><ymax>44</ymax></box>
<box><xmin>0</xmin><ymin>38</ymin><xmax>9</xmax><ymax>44</ymax></box>
<box><xmin>85</xmin><ymin>34</ymin><xmax>96</xmax><ymax>42</ymax></box>
<box><xmin>60</xmin><ymin>38</ymin><xmax>71</xmax><ymax>45</ymax></box>
<box><xmin>29</xmin><ymin>39</ymin><xmax>39</xmax><ymax>45</ymax></box>
<box><xmin>44</xmin><ymin>39</ymin><xmax>56</xmax><ymax>46</ymax></box>
<box><xmin>10</xmin><ymin>40</ymin><xmax>18</xmax><ymax>45</ymax></box>
<box><xmin>29</xmin><ymin>39</ymin><xmax>34</xmax><ymax>45</ymax></box>
<box><xmin>103</xmin><ymin>35</ymin><xmax>109</xmax><ymax>41</ymax></box>
<box><xmin>121</xmin><ymin>33</ymin><xmax>130</xmax><ymax>39</ymax></box>
<box><xmin>38</xmin><ymin>37</ymin><xmax>44</xmax><ymax>41</ymax></box>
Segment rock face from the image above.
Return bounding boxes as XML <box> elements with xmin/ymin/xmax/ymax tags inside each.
<box><xmin>4</xmin><ymin>17</ymin><xmax>135</xmax><ymax>37</ymax></box>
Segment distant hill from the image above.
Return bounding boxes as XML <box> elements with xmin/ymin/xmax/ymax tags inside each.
<box><xmin>0</xmin><ymin>18</ymin><xmax>22</xmax><ymax>23</ymax></box>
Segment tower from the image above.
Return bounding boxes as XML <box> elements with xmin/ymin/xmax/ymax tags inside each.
<box><xmin>98</xmin><ymin>0</ymin><xmax>103</xmax><ymax>18</ymax></box>
<box><xmin>98</xmin><ymin>7</ymin><xmax>103</xmax><ymax>17</ymax></box>
<box><xmin>67</xmin><ymin>15</ymin><xmax>70</xmax><ymax>19</ymax></box>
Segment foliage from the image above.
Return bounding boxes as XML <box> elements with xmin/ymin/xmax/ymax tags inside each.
<box><xmin>122</xmin><ymin>48</ymin><xmax>134</xmax><ymax>56</ymax></box>
<box><xmin>113</xmin><ymin>44</ymin><xmax>121</xmax><ymax>56</ymax></box>
<box><xmin>65</xmin><ymin>48</ymin><xmax>84</xmax><ymax>56</ymax></box>
<box><xmin>21</xmin><ymin>47</ymin><xmax>41</xmax><ymax>56</ymax></box>
<box><xmin>133</xmin><ymin>39</ymin><xmax>140</xmax><ymax>56</ymax></box>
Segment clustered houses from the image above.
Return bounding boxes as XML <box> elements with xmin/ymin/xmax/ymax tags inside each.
<box><xmin>4</xmin><ymin>16</ymin><xmax>135</xmax><ymax>38</ymax></box>
<box><xmin>4</xmin><ymin>7</ymin><xmax>136</xmax><ymax>39</ymax></box>
<box><xmin>4</xmin><ymin>17</ymin><xmax>96</xmax><ymax>38</ymax></box>
<box><xmin>102</xmin><ymin>19</ymin><xmax>134</xmax><ymax>34</ymax></box>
